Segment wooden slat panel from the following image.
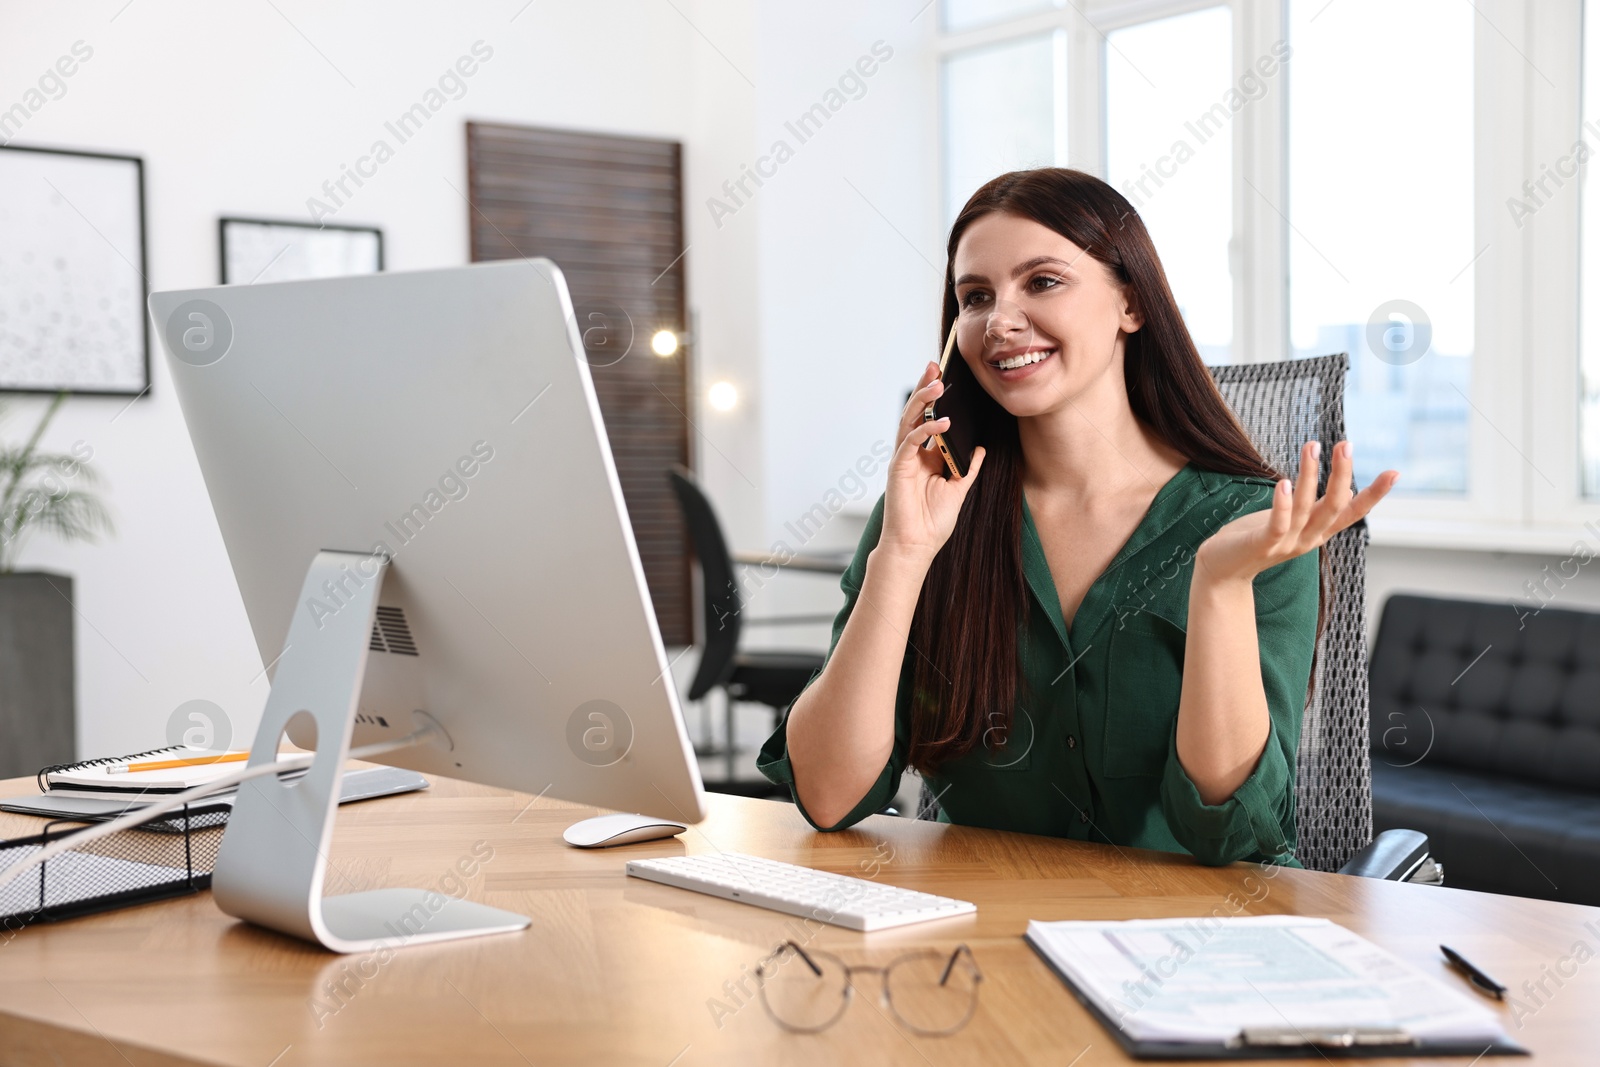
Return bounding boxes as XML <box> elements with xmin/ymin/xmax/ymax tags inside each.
<box><xmin>468</xmin><ymin>187</ymin><xmax>682</xmax><ymax>219</ymax></box>
<box><xmin>467</xmin><ymin>122</ymin><xmax>693</xmax><ymax>647</ymax></box>
<box><xmin>473</xmin><ymin>164</ymin><xmax>682</xmax><ymax>196</ymax></box>
<box><xmin>472</xmin><ymin>231</ymin><xmax>684</xmax><ymax>260</ymax></box>
<box><xmin>470</xmin><ymin>123</ymin><xmax>680</xmax><ymax>161</ymax></box>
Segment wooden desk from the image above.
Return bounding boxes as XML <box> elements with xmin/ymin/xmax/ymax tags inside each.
<box><xmin>1</xmin><ymin>773</ymin><xmax>1594</xmax><ymax>1066</ymax></box>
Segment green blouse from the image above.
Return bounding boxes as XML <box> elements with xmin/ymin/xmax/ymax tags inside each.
<box><xmin>756</xmin><ymin>461</ymin><xmax>1320</xmax><ymax>868</ymax></box>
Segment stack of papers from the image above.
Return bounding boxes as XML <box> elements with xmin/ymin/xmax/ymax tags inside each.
<box><xmin>1026</xmin><ymin>916</ymin><xmax>1516</xmax><ymax>1053</ymax></box>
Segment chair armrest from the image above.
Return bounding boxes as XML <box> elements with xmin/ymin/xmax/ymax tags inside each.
<box><xmin>1337</xmin><ymin>828</ymin><xmax>1434</xmax><ymax>881</ymax></box>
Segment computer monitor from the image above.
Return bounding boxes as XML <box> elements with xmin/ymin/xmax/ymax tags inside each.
<box><xmin>148</xmin><ymin>258</ymin><xmax>706</xmax><ymax>952</ymax></box>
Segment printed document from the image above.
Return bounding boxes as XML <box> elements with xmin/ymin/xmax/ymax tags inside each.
<box><xmin>1026</xmin><ymin>915</ymin><xmax>1509</xmax><ymax>1046</ymax></box>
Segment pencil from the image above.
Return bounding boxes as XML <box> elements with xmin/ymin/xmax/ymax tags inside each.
<box><xmin>108</xmin><ymin>751</ymin><xmax>250</xmax><ymax>774</ymax></box>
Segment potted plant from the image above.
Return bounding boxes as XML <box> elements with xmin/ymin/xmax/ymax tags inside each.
<box><xmin>0</xmin><ymin>392</ymin><xmax>113</xmax><ymax>779</ymax></box>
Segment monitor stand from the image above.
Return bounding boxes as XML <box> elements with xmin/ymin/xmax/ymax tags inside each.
<box><xmin>210</xmin><ymin>550</ymin><xmax>531</xmax><ymax>953</ymax></box>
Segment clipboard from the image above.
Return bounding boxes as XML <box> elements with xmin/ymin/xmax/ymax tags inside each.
<box><xmin>1024</xmin><ymin>930</ymin><xmax>1530</xmax><ymax>1060</ymax></box>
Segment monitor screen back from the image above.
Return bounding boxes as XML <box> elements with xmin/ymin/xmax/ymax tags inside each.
<box><xmin>149</xmin><ymin>258</ymin><xmax>706</xmax><ymax>823</ymax></box>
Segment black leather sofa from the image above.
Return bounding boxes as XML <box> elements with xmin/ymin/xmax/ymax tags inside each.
<box><xmin>1369</xmin><ymin>593</ymin><xmax>1600</xmax><ymax>906</ymax></box>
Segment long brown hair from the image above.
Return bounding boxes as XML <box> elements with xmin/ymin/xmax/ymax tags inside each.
<box><xmin>905</xmin><ymin>167</ymin><xmax>1328</xmax><ymax>773</ymax></box>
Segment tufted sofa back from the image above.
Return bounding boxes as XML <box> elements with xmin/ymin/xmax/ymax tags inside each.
<box><xmin>1370</xmin><ymin>593</ymin><xmax>1600</xmax><ymax>791</ymax></box>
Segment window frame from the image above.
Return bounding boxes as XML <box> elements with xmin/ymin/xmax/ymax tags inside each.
<box><xmin>1529</xmin><ymin>1</ymin><xmax>1600</xmax><ymax>533</ymax></box>
<box><xmin>936</xmin><ymin>0</ymin><xmax>1599</xmax><ymax>551</ymax></box>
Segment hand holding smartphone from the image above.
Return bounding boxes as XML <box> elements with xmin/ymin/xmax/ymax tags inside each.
<box><xmin>923</xmin><ymin>322</ymin><xmax>980</xmax><ymax>479</ymax></box>
<box><xmin>878</xmin><ymin>340</ymin><xmax>987</xmax><ymax>567</ymax></box>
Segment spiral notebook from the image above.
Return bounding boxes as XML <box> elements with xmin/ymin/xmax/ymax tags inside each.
<box><xmin>34</xmin><ymin>745</ymin><xmax>304</xmax><ymax>800</ymax></box>
<box><xmin>5</xmin><ymin>759</ymin><xmax>429</xmax><ymax>829</ymax></box>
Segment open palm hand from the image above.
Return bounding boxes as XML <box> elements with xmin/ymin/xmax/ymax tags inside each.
<box><xmin>1195</xmin><ymin>440</ymin><xmax>1398</xmax><ymax>585</ymax></box>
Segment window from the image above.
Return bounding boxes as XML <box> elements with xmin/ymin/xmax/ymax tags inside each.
<box><xmin>935</xmin><ymin>0</ymin><xmax>1596</xmax><ymax>543</ymax></box>
<box><xmin>1287</xmin><ymin>0</ymin><xmax>1475</xmax><ymax>495</ymax></box>
<box><xmin>1105</xmin><ymin>6</ymin><xmax>1234</xmax><ymax>364</ymax></box>
<box><xmin>942</xmin><ymin>0</ymin><xmax>1061</xmax><ymax>35</ymax></box>
<box><xmin>941</xmin><ymin>31</ymin><xmax>1064</xmax><ymax>227</ymax></box>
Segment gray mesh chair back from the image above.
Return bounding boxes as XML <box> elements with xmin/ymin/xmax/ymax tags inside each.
<box><xmin>1207</xmin><ymin>352</ymin><xmax>1371</xmax><ymax>872</ymax></box>
<box><xmin>917</xmin><ymin>352</ymin><xmax>1372</xmax><ymax>873</ymax></box>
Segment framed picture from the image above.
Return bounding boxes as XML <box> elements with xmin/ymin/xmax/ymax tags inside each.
<box><xmin>219</xmin><ymin>217</ymin><xmax>383</xmax><ymax>286</ymax></box>
<box><xmin>0</xmin><ymin>145</ymin><xmax>149</xmax><ymax>396</ymax></box>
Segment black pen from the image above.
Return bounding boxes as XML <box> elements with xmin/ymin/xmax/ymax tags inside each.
<box><xmin>1441</xmin><ymin>944</ymin><xmax>1506</xmax><ymax>1000</ymax></box>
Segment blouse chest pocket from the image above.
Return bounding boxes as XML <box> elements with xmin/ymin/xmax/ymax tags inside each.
<box><xmin>1102</xmin><ymin>608</ymin><xmax>1186</xmax><ymax>778</ymax></box>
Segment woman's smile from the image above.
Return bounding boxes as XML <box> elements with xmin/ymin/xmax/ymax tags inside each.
<box><xmin>986</xmin><ymin>344</ymin><xmax>1056</xmax><ymax>379</ymax></box>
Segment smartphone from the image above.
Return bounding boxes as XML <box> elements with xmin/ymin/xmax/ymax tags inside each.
<box><xmin>923</xmin><ymin>322</ymin><xmax>981</xmax><ymax>479</ymax></box>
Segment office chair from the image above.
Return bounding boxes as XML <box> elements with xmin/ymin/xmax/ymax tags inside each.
<box><xmin>916</xmin><ymin>353</ymin><xmax>1438</xmax><ymax>881</ymax></box>
<box><xmin>668</xmin><ymin>466</ymin><xmax>833</xmax><ymax>797</ymax></box>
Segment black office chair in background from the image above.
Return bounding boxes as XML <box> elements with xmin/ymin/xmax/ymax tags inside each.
<box><xmin>915</xmin><ymin>352</ymin><xmax>1438</xmax><ymax>882</ymax></box>
<box><xmin>668</xmin><ymin>466</ymin><xmax>836</xmax><ymax>797</ymax></box>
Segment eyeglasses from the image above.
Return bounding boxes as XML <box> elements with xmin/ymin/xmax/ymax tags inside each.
<box><xmin>754</xmin><ymin>941</ymin><xmax>982</xmax><ymax>1036</ymax></box>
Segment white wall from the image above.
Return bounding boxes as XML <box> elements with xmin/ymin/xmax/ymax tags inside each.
<box><xmin>752</xmin><ymin>6</ymin><xmax>940</xmax><ymax>549</ymax></box>
<box><xmin>731</xmin><ymin>5</ymin><xmax>944</xmax><ymax>647</ymax></box>
<box><xmin>1</xmin><ymin>0</ymin><xmax>768</xmax><ymax>757</ymax></box>
<box><xmin>680</xmin><ymin>1</ymin><xmax>766</xmax><ymax>563</ymax></box>
<box><xmin>1368</xmin><ymin>543</ymin><xmax>1600</xmax><ymax>636</ymax></box>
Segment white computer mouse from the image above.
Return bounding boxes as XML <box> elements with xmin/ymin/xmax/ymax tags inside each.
<box><xmin>562</xmin><ymin>813</ymin><xmax>689</xmax><ymax>848</ymax></box>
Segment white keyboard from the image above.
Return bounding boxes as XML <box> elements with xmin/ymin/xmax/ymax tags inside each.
<box><xmin>625</xmin><ymin>852</ymin><xmax>976</xmax><ymax>932</ymax></box>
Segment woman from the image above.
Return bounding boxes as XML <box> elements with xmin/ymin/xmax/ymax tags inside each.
<box><xmin>757</xmin><ymin>168</ymin><xmax>1398</xmax><ymax>867</ymax></box>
